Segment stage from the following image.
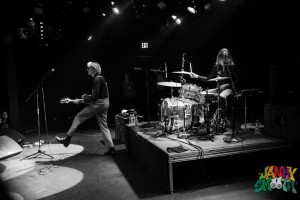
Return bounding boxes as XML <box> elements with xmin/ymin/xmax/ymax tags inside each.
<box><xmin>125</xmin><ymin>122</ymin><xmax>294</xmax><ymax>193</ymax></box>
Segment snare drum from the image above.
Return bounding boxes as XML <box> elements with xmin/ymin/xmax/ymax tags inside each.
<box><xmin>181</xmin><ymin>83</ymin><xmax>202</xmax><ymax>102</ymax></box>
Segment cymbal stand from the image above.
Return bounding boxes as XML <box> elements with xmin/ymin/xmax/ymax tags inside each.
<box><xmin>211</xmin><ymin>80</ymin><xmax>223</xmax><ymax>134</ymax></box>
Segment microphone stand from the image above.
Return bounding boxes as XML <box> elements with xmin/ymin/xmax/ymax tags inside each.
<box><xmin>224</xmin><ymin>64</ymin><xmax>243</xmax><ymax>143</ymax></box>
<box><xmin>21</xmin><ymin>72</ymin><xmax>54</xmax><ymax>160</ymax></box>
<box><xmin>140</xmin><ymin>68</ymin><xmax>161</xmax><ymax>128</ymax></box>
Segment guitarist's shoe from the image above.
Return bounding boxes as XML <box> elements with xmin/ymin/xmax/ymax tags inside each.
<box><xmin>104</xmin><ymin>147</ymin><xmax>117</xmax><ymax>156</ymax></box>
<box><xmin>56</xmin><ymin>135</ymin><xmax>72</xmax><ymax>147</ymax></box>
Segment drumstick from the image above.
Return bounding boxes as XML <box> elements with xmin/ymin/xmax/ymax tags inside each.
<box><xmin>190</xmin><ymin>63</ymin><xmax>192</xmax><ymax>73</ymax></box>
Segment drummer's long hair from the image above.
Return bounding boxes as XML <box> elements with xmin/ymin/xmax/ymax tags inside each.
<box><xmin>215</xmin><ymin>48</ymin><xmax>235</xmax><ymax>66</ymax></box>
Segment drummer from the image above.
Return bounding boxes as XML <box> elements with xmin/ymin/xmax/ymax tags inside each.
<box><xmin>190</xmin><ymin>48</ymin><xmax>239</xmax><ymax>99</ymax></box>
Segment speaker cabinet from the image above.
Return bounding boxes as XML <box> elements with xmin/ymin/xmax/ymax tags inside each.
<box><xmin>0</xmin><ymin>135</ymin><xmax>23</xmax><ymax>160</ymax></box>
<box><xmin>264</xmin><ymin>104</ymin><xmax>300</xmax><ymax>140</ymax></box>
<box><xmin>0</xmin><ymin>128</ymin><xmax>25</xmax><ymax>144</ymax></box>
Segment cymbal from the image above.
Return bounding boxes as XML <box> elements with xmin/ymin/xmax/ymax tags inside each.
<box><xmin>208</xmin><ymin>76</ymin><xmax>229</xmax><ymax>81</ymax></box>
<box><xmin>172</xmin><ymin>70</ymin><xmax>191</xmax><ymax>75</ymax></box>
<box><xmin>157</xmin><ymin>81</ymin><xmax>181</xmax><ymax>87</ymax></box>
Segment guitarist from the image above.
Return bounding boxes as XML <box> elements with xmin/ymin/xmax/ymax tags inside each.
<box><xmin>56</xmin><ymin>61</ymin><xmax>116</xmax><ymax>155</ymax></box>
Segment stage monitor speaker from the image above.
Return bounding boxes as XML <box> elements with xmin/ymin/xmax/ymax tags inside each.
<box><xmin>0</xmin><ymin>128</ymin><xmax>25</xmax><ymax>144</ymax></box>
<box><xmin>264</xmin><ymin>104</ymin><xmax>300</xmax><ymax>140</ymax></box>
<box><xmin>0</xmin><ymin>135</ymin><xmax>23</xmax><ymax>160</ymax></box>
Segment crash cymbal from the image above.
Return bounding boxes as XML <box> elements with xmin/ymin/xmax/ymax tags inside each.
<box><xmin>208</xmin><ymin>76</ymin><xmax>229</xmax><ymax>81</ymax></box>
<box><xmin>172</xmin><ymin>70</ymin><xmax>191</xmax><ymax>75</ymax></box>
<box><xmin>157</xmin><ymin>81</ymin><xmax>181</xmax><ymax>87</ymax></box>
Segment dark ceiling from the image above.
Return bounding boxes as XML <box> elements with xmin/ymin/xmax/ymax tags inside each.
<box><xmin>2</xmin><ymin>0</ymin><xmax>300</xmax><ymax>130</ymax></box>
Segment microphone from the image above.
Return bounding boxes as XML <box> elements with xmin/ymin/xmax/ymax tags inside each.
<box><xmin>164</xmin><ymin>62</ymin><xmax>168</xmax><ymax>79</ymax></box>
<box><xmin>42</xmin><ymin>68</ymin><xmax>55</xmax><ymax>79</ymax></box>
<box><xmin>44</xmin><ymin>68</ymin><xmax>55</xmax><ymax>75</ymax></box>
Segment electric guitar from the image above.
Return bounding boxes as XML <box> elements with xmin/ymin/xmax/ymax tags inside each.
<box><xmin>60</xmin><ymin>97</ymin><xmax>83</xmax><ymax>104</ymax></box>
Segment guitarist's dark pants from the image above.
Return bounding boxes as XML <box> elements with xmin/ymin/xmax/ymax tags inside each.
<box><xmin>67</xmin><ymin>97</ymin><xmax>114</xmax><ymax>149</ymax></box>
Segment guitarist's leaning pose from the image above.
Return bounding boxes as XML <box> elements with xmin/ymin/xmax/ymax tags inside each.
<box><xmin>56</xmin><ymin>61</ymin><xmax>116</xmax><ymax>156</ymax></box>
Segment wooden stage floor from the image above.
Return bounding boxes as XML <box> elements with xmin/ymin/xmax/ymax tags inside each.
<box><xmin>125</xmin><ymin>122</ymin><xmax>294</xmax><ymax>193</ymax></box>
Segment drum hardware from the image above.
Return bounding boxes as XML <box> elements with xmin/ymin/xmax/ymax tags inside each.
<box><xmin>236</xmin><ymin>89</ymin><xmax>263</xmax><ymax>134</ymax></box>
<box><xmin>194</xmin><ymin>104</ymin><xmax>214</xmax><ymax>142</ymax></box>
<box><xmin>209</xmin><ymin>78</ymin><xmax>226</xmax><ymax>134</ymax></box>
<box><xmin>155</xmin><ymin>116</ymin><xmax>173</xmax><ymax>138</ymax></box>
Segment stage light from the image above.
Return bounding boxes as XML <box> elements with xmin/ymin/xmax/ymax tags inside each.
<box><xmin>157</xmin><ymin>1</ymin><xmax>167</xmax><ymax>9</ymax></box>
<box><xmin>33</xmin><ymin>3</ymin><xmax>44</xmax><ymax>16</ymax></box>
<box><xmin>102</xmin><ymin>13</ymin><xmax>106</xmax><ymax>16</ymax></box>
<box><xmin>88</xmin><ymin>36</ymin><xmax>92</xmax><ymax>40</ymax></box>
<box><xmin>171</xmin><ymin>15</ymin><xmax>177</xmax><ymax>20</ymax></box>
<box><xmin>187</xmin><ymin>7</ymin><xmax>196</xmax><ymax>14</ymax></box>
<box><xmin>187</xmin><ymin>0</ymin><xmax>197</xmax><ymax>14</ymax></box>
<box><xmin>204</xmin><ymin>3</ymin><xmax>212</xmax><ymax>11</ymax></box>
<box><xmin>28</xmin><ymin>18</ymin><xmax>36</xmax><ymax>30</ymax></box>
<box><xmin>175</xmin><ymin>18</ymin><xmax>181</xmax><ymax>25</ymax></box>
<box><xmin>112</xmin><ymin>7</ymin><xmax>120</xmax><ymax>14</ymax></box>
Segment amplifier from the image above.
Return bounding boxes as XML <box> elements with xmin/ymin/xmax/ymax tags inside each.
<box><xmin>264</xmin><ymin>104</ymin><xmax>300</xmax><ymax>140</ymax></box>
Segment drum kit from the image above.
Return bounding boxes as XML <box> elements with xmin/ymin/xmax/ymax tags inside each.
<box><xmin>157</xmin><ymin>69</ymin><xmax>230</xmax><ymax>140</ymax></box>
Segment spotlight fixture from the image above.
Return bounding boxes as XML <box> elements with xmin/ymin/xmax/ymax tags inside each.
<box><xmin>175</xmin><ymin>18</ymin><xmax>181</xmax><ymax>25</ymax></box>
<box><xmin>112</xmin><ymin>7</ymin><xmax>120</xmax><ymax>14</ymax></box>
<box><xmin>204</xmin><ymin>3</ymin><xmax>212</xmax><ymax>11</ymax></box>
<box><xmin>171</xmin><ymin>15</ymin><xmax>182</xmax><ymax>25</ymax></box>
<box><xmin>157</xmin><ymin>1</ymin><xmax>167</xmax><ymax>9</ymax></box>
<box><xmin>33</xmin><ymin>3</ymin><xmax>44</xmax><ymax>16</ymax></box>
<box><xmin>187</xmin><ymin>7</ymin><xmax>196</xmax><ymax>14</ymax></box>
<box><xmin>187</xmin><ymin>0</ymin><xmax>197</xmax><ymax>14</ymax></box>
<box><xmin>82</xmin><ymin>1</ymin><xmax>90</xmax><ymax>13</ymax></box>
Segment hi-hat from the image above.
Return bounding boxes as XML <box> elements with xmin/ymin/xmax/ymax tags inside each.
<box><xmin>208</xmin><ymin>76</ymin><xmax>229</xmax><ymax>81</ymax></box>
<box><xmin>157</xmin><ymin>81</ymin><xmax>181</xmax><ymax>87</ymax></box>
<box><xmin>200</xmin><ymin>88</ymin><xmax>217</xmax><ymax>95</ymax></box>
<box><xmin>172</xmin><ymin>70</ymin><xmax>191</xmax><ymax>75</ymax></box>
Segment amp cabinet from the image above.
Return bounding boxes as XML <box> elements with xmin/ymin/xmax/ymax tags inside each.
<box><xmin>264</xmin><ymin>104</ymin><xmax>300</xmax><ymax>140</ymax></box>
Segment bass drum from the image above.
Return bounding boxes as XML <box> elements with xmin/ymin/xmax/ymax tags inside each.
<box><xmin>160</xmin><ymin>98</ymin><xmax>197</xmax><ymax>131</ymax></box>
